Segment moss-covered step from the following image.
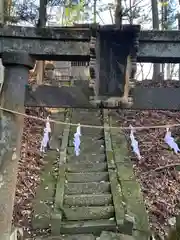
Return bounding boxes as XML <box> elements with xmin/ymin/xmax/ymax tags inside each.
<box><xmin>36</xmin><ymin>235</ymin><xmax>96</xmax><ymax>240</ymax></box>
<box><xmin>64</xmin><ymin>193</ymin><xmax>113</xmax><ymax>206</ymax></box>
<box><xmin>49</xmin><ymin>112</ymin><xmax>66</xmax><ymax>149</ymax></box>
<box><xmin>32</xmin><ymin>150</ymin><xmax>59</xmax><ymax>229</ymax></box>
<box><xmin>111</xmin><ymin>135</ymin><xmax>129</xmax><ymax>162</ymax></box>
<box><xmin>67</xmin><ymin>146</ymin><xmax>105</xmax><ymax>156</ymax></box>
<box><xmin>62</xmin><ymin>206</ymin><xmax>114</xmax><ymax>221</ymax></box>
<box><xmin>66</xmin><ymin>172</ymin><xmax>109</xmax><ymax>182</ymax></box>
<box><xmin>68</xmin><ymin>141</ymin><xmax>105</xmax><ymax>153</ymax></box>
<box><xmin>65</xmin><ymin>182</ymin><xmax>111</xmax><ymax>195</ymax></box>
<box><xmin>115</xmin><ymin>162</ymin><xmax>136</xmax><ymax>181</ymax></box>
<box><xmin>51</xmin><ymin>111</ymin><xmax>72</xmax><ymax>234</ymax></box>
<box><xmin>68</xmin><ymin>138</ymin><xmax>104</xmax><ymax>148</ymax></box>
<box><xmin>66</xmin><ymin>162</ymin><xmax>108</xmax><ymax>173</ymax></box>
<box><xmin>67</xmin><ymin>154</ymin><xmax>106</xmax><ymax>164</ymax></box>
<box><xmin>120</xmin><ymin>180</ymin><xmax>149</xmax><ymax>233</ymax></box>
<box><xmin>108</xmin><ymin>170</ymin><xmax>129</xmax><ymax>232</ymax></box>
<box><xmin>60</xmin><ymin>219</ymin><xmax>116</xmax><ymax>235</ymax></box>
<box><xmin>99</xmin><ymin>231</ymin><xmax>135</xmax><ymax>240</ymax></box>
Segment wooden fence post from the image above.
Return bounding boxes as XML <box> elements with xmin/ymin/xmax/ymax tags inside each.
<box><xmin>0</xmin><ymin>51</ymin><xmax>35</xmax><ymax>240</ymax></box>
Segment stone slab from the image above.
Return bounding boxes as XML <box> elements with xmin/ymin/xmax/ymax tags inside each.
<box><xmin>60</xmin><ymin>219</ymin><xmax>116</xmax><ymax>235</ymax></box>
<box><xmin>66</xmin><ymin>172</ymin><xmax>109</xmax><ymax>183</ymax></box>
<box><xmin>65</xmin><ymin>182</ymin><xmax>111</xmax><ymax>194</ymax></box>
<box><xmin>62</xmin><ymin>206</ymin><xmax>114</xmax><ymax>220</ymax></box>
<box><xmin>67</xmin><ymin>154</ymin><xmax>106</xmax><ymax>164</ymax></box>
<box><xmin>120</xmin><ymin>180</ymin><xmax>149</xmax><ymax>232</ymax></box>
<box><xmin>66</xmin><ymin>162</ymin><xmax>108</xmax><ymax>173</ymax></box>
<box><xmin>64</xmin><ymin>194</ymin><xmax>113</xmax><ymax>206</ymax></box>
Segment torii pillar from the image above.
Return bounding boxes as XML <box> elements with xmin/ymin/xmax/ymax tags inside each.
<box><xmin>0</xmin><ymin>51</ymin><xmax>35</xmax><ymax>240</ymax></box>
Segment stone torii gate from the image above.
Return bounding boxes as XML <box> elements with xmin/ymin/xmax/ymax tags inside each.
<box><xmin>0</xmin><ymin>23</ymin><xmax>180</xmax><ymax>239</ymax></box>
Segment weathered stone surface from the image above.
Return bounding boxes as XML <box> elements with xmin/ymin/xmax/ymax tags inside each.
<box><xmin>67</xmin><ymin>145</ymin><xmax>104</xmax><ymax>155</ymax></box>
<box><xmin>120</xmin><ymin>180</ymin><xmax>149</xmax><ymax>232</ymax></box>
<box><xmin>133</xmin><ymin>230</ymin><xmax>151</xmax><ymax>240</ymax></box>
<box><xmin>25</xmin><ymin>84</ymin><xmax>180</xmax><ymax>110</ymax></box>
<box><xmin>103</xmin><ymin>111</ymin><xmax>116</xmax><ymax>169</ymax></box>
<box><xmin>62</xmin><ymin>206</ymin><xmax>114</xmax><ymax>220</ymax></box>
<box><xmin>109</xmin><ymin>112</ymin><xmax>149</xmax><ymax>237</ymax></box>
<box><xmin>64</xmin><ymin>193</ymin><xmax>112</xmax><ymax>206</ymax></box>
<box><xmin>2</xmin><ymin>38</ymin><xmax>90</xmax><ymax>61</ymax></box>
<box><xmin>66</xmin><ymin>162</ymin><xmax>107</xmax><ymax>173</ymax></box>
<box><xmin>32</xmin><ymin>201</ymin><xmax>52</xmax><ymax>229</ymax></box>
<box><xmin>2</xmin><ymin>51</ymin><xmax>35</xmax><ymax>69</ymax></box>
<box><xmin>32</xmin><ymin>151</ymin><xmax>57</xmax><ymax>229</ymax></box>
<box><xmin>54</xmin><ymin>165</ymin><xmax>66</xmax><ymax>208</ymax></box>
<box><xmin>67</xmin><ymin>154</ymin><xmax>106</xmax><ymax>164</ymax></box>
<box><xmin>25</xmin><ymin>85</ymin><xmax>93</xmax><ymax>108</ymax></box>
<box><xmin>32</xmin><ymin>111</ymin><xmax>65</xmax><ymax>230</ymax></box>
<box><xmin>131</xmin><ymin>87</ymin><xmax>180</xmax><ymax>110</ymax></box>
<box><xmin>68</xmin><ymin>138</ymin><xmax>104</xmax><ymax>149</ymax></box>
<box><xmin>65</xmin><ymin>182</ymin><xmax>111</xmax><ymax>195</ymax></box>
<box><xmin>0</xmin><ymin>25</ymin><xmax>91</xmax><ymax>40</ymax></box>
<box><xmin>100</xmin><ymin>231</ymin><xmax>135</xmax><ymax>240</ymax></box>
<box><xmin>49</xmin><ymin>112</ymin><xmax>65</xmax><ymax>149</ymax></box>
<box><xmin>138</xmin><ymin>42</ymin><xmax>180</xmax><ymax>63</ymax></box>
<box><xmin>108</xmin><ymin>170</ymin><xmax>125</xmax><ymax>230</ymax></box>
<box><xmin>35</xmin><ymin>234</ymin><xmax>95</xmax><ymax>240</ymax></box>
<box><xmin>52</xmin><ymin>111</ymin><xmax>71</xmax><ymax>234</ymax></box>
<box><xmin>2</xmin><ymin>25</ymin><xmax>180</xmax><ymax>63</ymax></box>
<box><xmin>60</xmin><ymin>219</ymin><xmax>116</xmax><ymax>235</ymax></box>
<box><xmin>110</xmin><ymin>131</ymin><xmax>129</xmax><ymax>160</ymax></box>
<box><xmin>66</xmin><ymin>172</ymin><xmax>109</xmax><ymax>183</ymax></box>
<box><xmin>116</xmin><ymin>162</ymin><xmax>135</xmax><ymax>181</ymax></box>
<box><xmin>139</xmin><ymin>30</ymin><xmax>180</xmax><ymax>41</ymax></box>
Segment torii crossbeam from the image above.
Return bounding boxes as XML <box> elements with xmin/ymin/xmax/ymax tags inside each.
<box><xmin>1</xmin><ymin>24</ymin><xmax>180</xmax><ymax>110</ymax></box>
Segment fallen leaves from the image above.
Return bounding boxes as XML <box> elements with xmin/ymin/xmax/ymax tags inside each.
<box><xmin>114</xmin><ymin>80</ymin><xmax>180</xmax><ymax>238</ymax></box>
<box><xmin>13</xmin><ymin>107</ymin><xmax>47</xmax><ymax>238</ymax></box>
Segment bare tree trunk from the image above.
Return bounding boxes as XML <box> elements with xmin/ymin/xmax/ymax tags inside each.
<box><xmin>36</xmin><ymin>0</ymin><xmax>47</xmax><ymax>85</ymax></box>
<box><xmin>166</xmin><ymin>63</ymin><xmax>171</xmax><ymax>79</ymax></box>
<box><xmin>151</xmin><ymin>0</ymin><xmax>160</xmax><ymax>80</ymax></box>
<box><xmin>93</xmin><ymin>0</ymin><xmax>97</xmax><ymax>23</ymax></box>
<box><xmin>115</xmin><ymin>0</ymin><xmax>122</xmax><ymax>27</ymax></box>
<box><xmin>177</xmin><ymin>13</ymin><xmax>180</xmax><ymax>80</ymax></box>
<box><xmin>0</xmin><ymin>0</ymin><xmax>4</xmax><ymax>92</ymax></box>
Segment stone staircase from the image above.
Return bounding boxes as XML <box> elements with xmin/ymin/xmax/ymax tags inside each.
<box><xmin>32</xmin><ymin>109</ymin><xmax>150</xmax><ymax>240</ymax></box>
<box><xmin>55</xmin><ymin>109</ymin><xmax>116</xmax><ymax>235</ymax></box>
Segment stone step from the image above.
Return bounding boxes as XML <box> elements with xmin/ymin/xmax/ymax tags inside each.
<box><xmin>71</xmin><ymin>112</ymin><xmax>101</xmax><ymax>118</ymax></box>
<box><xmin>70</xmin><ymin>126</ymin><xmax>103</xmax><ymax>135</ymax></box>
<box><xmin>66</xmin><ymin>162</ymin><xmax>108</xmax><ymax>173</ymax></box>
<box><xmin>60</xmin><ymin>219</ymin><xmax>116</xmax><ymax>235</ymax></box>
<box><xmin>68</xmin><ymin>139</ymin><xmax>104</xmax><ymax>149</ymax></box>
<box><xmin>63</xmin><ymin>206</ymin><xmax>114</xmax><ymax>221</ymax></box>
<box><xmin>35</xmin><ymin>234</ymin><xmax>95</xmax><ymax>240</ymax></box>
<box><xmin>99</xmin><ymin>231</ymin><xmax>136</xmax><ymax>240</ymax></box>
<box><xmin>67</xmin><ymin>147</ymin><xmax>105</xmax><ymax>156</ymax></box>
<box><xmin>66</xmin><ymin>172</ymin><xmax>109</xmax><ymax>183</ymax></box>
<box><xmin>65</xmin><ymin>182</ymin><xmax>111</xmax><ymax>195</ymax></box>
<box><xmin>80</xmin><ymin>130</ymin><xmax>103</xmax><ymax>137</ymax></box>
<box><xmin>64</xmin><ymin>194</ymin><xmax>113</xmax><ymax>206</ymax></box>
<box><xmin>67</xmin><ymin>154</ymin><xmax>106</xmax><ymax>163</ymax></box>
